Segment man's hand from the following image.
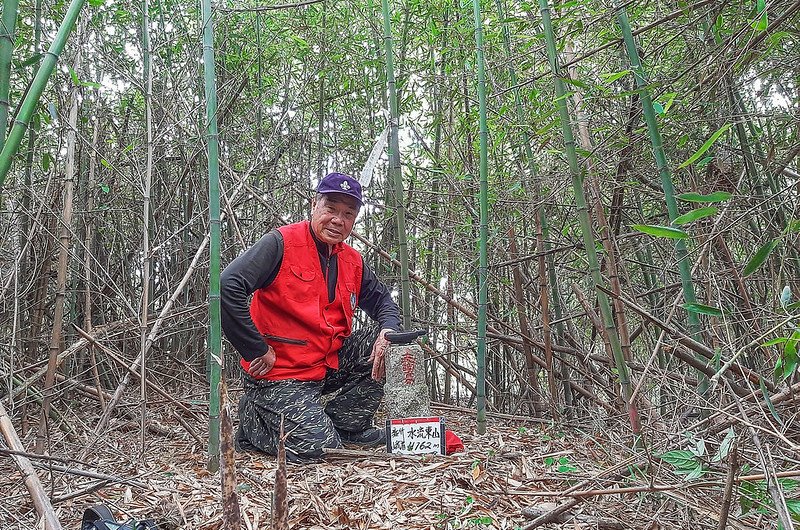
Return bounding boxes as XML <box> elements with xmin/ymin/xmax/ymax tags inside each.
<box><xmin>370</xmin><ymin>329</ymin><xmax>393</xmax><ymax>381</ymax></box>
<box><xmin>248</xmin><ymin>346</ymin><xmax>276</xmax><ymax>377</ymax></box>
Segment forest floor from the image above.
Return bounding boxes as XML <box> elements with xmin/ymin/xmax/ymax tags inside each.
<box><xmin>0</xmin><ymin>388</ymin><xmax>781</xmax><ymax>530</ymax></box>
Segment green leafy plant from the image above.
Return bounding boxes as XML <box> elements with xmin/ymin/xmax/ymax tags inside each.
<box><xmin>658</xmin><ymin>429</ymin><xmax>736</xmax><ymax>480</ymax></box>
<box><xmin>435</xmin><ymin>496</ymin><xmax>495</xmax><ymax>529</ymax></box>
<box><xmin>544</xmin><ymin>455</ymin><xmax>577</xmax><ymax>473</ymax></box>
<box><xmin>773</xmin><ymin>329</ymin><xmax>800</xmax><ymax>383</ymax></box>
<box><xmin>740</xmin><ymin>478</ymin><xmax>800</xmax><ymax>523</ymax></box>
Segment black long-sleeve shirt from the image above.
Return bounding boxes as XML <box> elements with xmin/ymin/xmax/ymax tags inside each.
<box><xmin>220</xmin><ymin>226</ymin><xmax>402</xmax><ymax>362</ymax></box>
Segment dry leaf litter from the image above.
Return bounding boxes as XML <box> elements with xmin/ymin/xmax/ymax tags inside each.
<box><xmin>0</xmin><ymin>392</ymin><xmax>788</xmax><ymax>529</ymax></box>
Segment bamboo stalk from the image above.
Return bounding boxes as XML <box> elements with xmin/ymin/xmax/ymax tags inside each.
<box><xmin>507</xmin><ymin>226</ymin><xmax>543</xmax><ymax>416</ymax></box>
<box><xmin>139</xmin><ymin>0</ymin><xmax>153</xmax><ymax>456</ymax></box>
<box><xmin>0</xmin><ymin>0</ymin><xmax>20</xmax><ymax>150</ymax></box>
<box><xmin>35</xmin><ymin>22</ymin><xmax>84</xmax><ymax>453</ymax></box>
<box><xmin>380</xmin><ymin>0</ymin><xmax>412</xmax><ymax>329</ymax></box>
<box><xmin>537</xmin><ymin>0</ymin><xmax>639</xmax><ymax>437</ymax></box>
<box><xmin>18</xmin><ymin>0</ymin><xmax>42</xmax><ymax>263</ymax></box>
<box><xmin>220</xmin><ymin>379</ymin><xmax>242</xmax><ymax>529</ymax></box>
<box><xmin>471</xmin><ymin>0</ymin><xmax>489</xmax><ymax>436</ymax></box>
<box><xmin>717</xmin><ymin>442</ymin><xmax>738</xmax><ymax>530</ymax></box>
<box><xmin>350</xmin><ymin>229</ymin><xmax>615</xmax><ymax>412</ymax></box>
<box><xmin>201</xmin><ymin>0</ymin><xmax>222</xmax><ymax>472</ymax></box>
<box><xmin>614</xmin><ymin>2</ymin><xmax>707</xmax><ymax>391</ymax></box>
<box><xmin>84</xmin><ymin>120</ymin><xmax>104</xmax><ymax>411</ymax></box>
<box><xmin>0</xmin><ymin>0</ymin><xmax>85</xmax><ymax>187</ymax></box>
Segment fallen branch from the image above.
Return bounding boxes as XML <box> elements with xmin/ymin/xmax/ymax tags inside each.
<box><xmin>30</xmin><ymin>460</ymin><xmax>149</xmax><ymax>489</ymax></box>
<box><xmin>522</xmin><ymin>504</ymin><xmax>623</xmax><ymax>529</ymax></box>
<box><xmin>520</xmin><ymin>469</ymin><xmax>800</xmax><ymax>499</ymax></box>
<box><xmin>0</xmin><ymin>401</ymin><xmax>63</xmax><ymax>530</ymax></box>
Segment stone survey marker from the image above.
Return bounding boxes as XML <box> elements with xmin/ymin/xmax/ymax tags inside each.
<box><xmin>383</xmin><ymin>330</ymin><xmax>444</xmax><ymax>455</ymax></box>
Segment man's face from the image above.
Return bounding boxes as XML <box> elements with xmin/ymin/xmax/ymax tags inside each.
<box><xmin>310</xmin><ymin>193</ymin><xmax>360</xmax><ymax>245</ymax></box>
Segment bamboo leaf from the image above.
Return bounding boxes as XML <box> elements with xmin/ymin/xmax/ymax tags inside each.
<box><xmin>682</xmin><ymin>303</ymin><xmax>723</xmax><ymax>316</ymax></box>
<box><xmin>677</xmin><ymin>191</ymin><xmax>732</xmax><ymax>203</ymax></box>
<box><xmin>753</xmin><ymin>0</ymin><xmax>768</xmax><ymax>31</ymax></box>
<box><xmin>742</xmin><ymin>239</ymin><xmax>779</xmax><ymax>276</ymax></box>
<box><xmin>760</xmin><ymin>377</ymin><xmax>783</xmax><ymax>426</ymax></box>
<box><xmin>774</xmin><ymin>329</ymin><xmax>800</xmax><ymax>384</ymax></box>
<box><xmin>662</xmin><ymin>92</ymin><xmax>678</xmax><ymax>113</ymax></box>
<box><xmin>784</xmin><ymin>219</ymin><xmax>800</xmax><ymax>233</ymax></box>
<box><xmin>68</xmin><ymin>66</ymin><xmax>79</xmax><ymax>85</ymax></box>
<box><xmin>19</xmin><ymin>53</ymin><xmax>42</xmax><ymax>67</ymax></box>
<box><xmin>762</xmin><ymin>337</ymin><xmax>788</xmax><ymax>347</ymax></box>
<box><xmin>632</xmin><ymin>224</ymin><xmax>689</xmax><ymax>239</ymax></box>
<box><xmin>600</xmin><ymin>69</ymin><xmax>630</xmax><ymax>84</ymax></box>
<box><xmin>673</xmin><ymin>207</ymin><xmax>718</xmax><ymax>225</ymax></box>
<box><xmin>711</xmin><ymin>427</ymin><xmax>736</xmax><ymax>463</ymax></box>
<box><xmin>679</xmin><ymin>124</ymin><xmax>732</xmax><ymax>168</ymax></box>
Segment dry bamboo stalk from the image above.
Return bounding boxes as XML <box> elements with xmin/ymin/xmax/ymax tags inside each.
<box><xmin>350</xmin><ymin>228</ymin><xmax>615</xmax><ymax>411</ymax></box>
<box><xmin>0</xmin><ymin>401</ymin><xmax>63</xmax><ymax>530</ymax></box>
<box><xmin>36</xmin><ymin>20</ymin><xmax>85</xmax><ymax>454</ymax></box>
<box><xmin>521</xmin><ymin>506</ymin><xmax>623</xmax><ymax>529</ymax></box>
<box><xmin>29</xmin><ymin>460</ymin><xmax>148</xmax><ymax>488</ymax></box>
<box><xmin>565</xmin><ymin>42</ymin><xmax>633</xmax><ymax>365</ymax></box>
<box><xmin>93</xmin><ymin>133</ymin><xmax>258</xmax><ymax>438</ymax></box>
<box><xmin>84</xmin><ymin>119</ymin><xmax>105</xmax><ymax>412</ymax></box>
<box><xmin>717</xmin><ymin>442</ymin><xmax>738</xmax><ymax>530</ymax></box>
<box><xmin>519</xmin><ymin>468</ymin><xmax>800</xmax><ymax>500</ymax></box>
<box><xmin>220</xmin><ymin>378</ymin><xmax>242</xmax><ymax>530</ymax></box>
<box><xmin>507</xmin><ymin>226</ymin><xmax>544</xmax><ymax>416</ymax></box>
<box><xmin>599</xmin><ymin>285</ymin><xmax>764</xmax><ymax>396</ymax></box>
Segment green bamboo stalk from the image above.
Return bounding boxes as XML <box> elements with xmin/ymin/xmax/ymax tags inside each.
<box><xmin>0</xmin><ymin>0</ymin><xmax>85</xmax><ymax>188</ymax></box>
<box><xmin>614</xmin><ymin>3</ymin><xmax>706</xmax><ymax>391</ymax></box>
<box><xmin>471</xmin><ymin>0</ymin><xmax>488</xmax><ymax>435</ymax></box>
<box><xmin>0</xmin><ymin>0</ymin><xmax>20</xmax><ymax>150</ymax></box>
<box><xmin>538</xmin><ymin>0</ymin><xmax>639</xmax><ymax>435</ymax></box>
<box><xmin>380</xmin><ymin>0</ymin><xmax>411</xmax><ymax>329</ymax></box>
<box><xmin>201</xmin><ymin>0</ymin><xmax>222</xmax><ymax>472</ymax></box>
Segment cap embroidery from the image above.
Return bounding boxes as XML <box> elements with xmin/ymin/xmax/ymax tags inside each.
<box><xmin>340</xmin><ymin>180</ymin><xmax>351</xmax><ymax>190</ymax></box>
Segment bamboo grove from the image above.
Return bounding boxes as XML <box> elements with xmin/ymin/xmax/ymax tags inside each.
<box><xmin>0</xmin><ymin>0</ymin><xmax>798</xmax><ymax>482</ymax></box>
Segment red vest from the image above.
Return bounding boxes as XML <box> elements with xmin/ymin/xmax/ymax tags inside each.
<box><xmin>240</xmin><ymin>221</ymin><xmax>363</xmax><ymax>381</ymax></box>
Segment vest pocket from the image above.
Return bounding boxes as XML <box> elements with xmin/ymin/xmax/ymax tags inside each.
<box><xmin>286</xmin><ymin>265</ymin><xmax>318</xmax><ymax>302</ymax></box>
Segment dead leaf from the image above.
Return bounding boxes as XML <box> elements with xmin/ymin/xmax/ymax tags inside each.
<box><xmin>472</xmin><ymin>463</ymin><xmax>482</xmax><ymax>480</ymax></box>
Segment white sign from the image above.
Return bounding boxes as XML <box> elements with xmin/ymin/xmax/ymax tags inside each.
<box><xmin>386</xmin><ymin>417</ymin><xmax>445</xmax><ymax>455</ymax></box>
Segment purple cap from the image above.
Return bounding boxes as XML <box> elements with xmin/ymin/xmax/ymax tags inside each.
<box><xmin>316</xmin><ymin>172</ymin><xmax>363</xmax><ymax>206</ymax></box>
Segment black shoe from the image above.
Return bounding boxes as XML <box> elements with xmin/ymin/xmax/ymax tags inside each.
<box><xmin>338</xmin><ymin>427</ymin><xmax>386</xmax><ymax>447</ymax></box>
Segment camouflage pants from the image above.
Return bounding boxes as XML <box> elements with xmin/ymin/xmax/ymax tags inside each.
<box><xmin>236</xmin><ymin>325</ymin><xmax>383</xmax><ymax>461</ymax></box>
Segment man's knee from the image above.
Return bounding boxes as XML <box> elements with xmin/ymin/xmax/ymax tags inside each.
<box><xmin>284</xmin><ymin>419</ymin><xmax>342</xmax><ymax>461</ymax></box>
